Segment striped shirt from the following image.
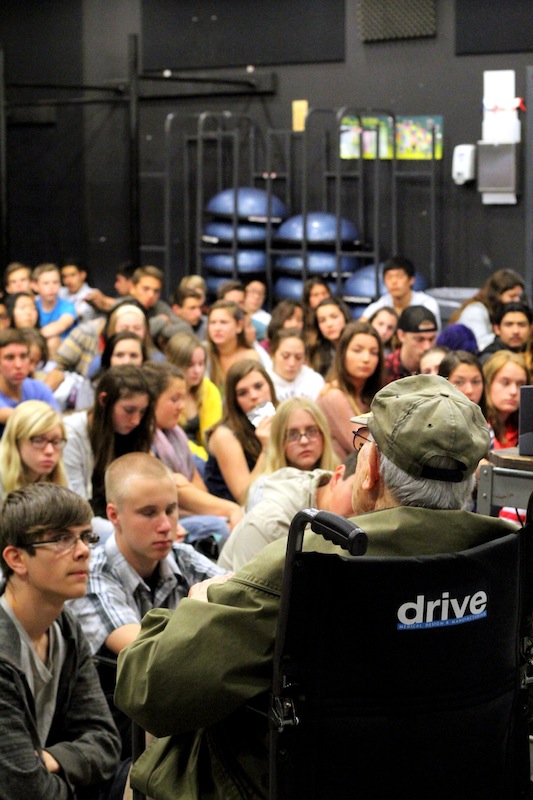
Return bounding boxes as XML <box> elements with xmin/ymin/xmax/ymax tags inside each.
<box><xmin>68</xmin><ymin>533</ymin><xmax>224</xmax><ymax>654</ymax></box>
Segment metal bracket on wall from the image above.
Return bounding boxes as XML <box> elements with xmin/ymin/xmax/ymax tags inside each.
<box><xmin>137</xmin><ymin>72</ymin><xmax>277</xmax><ymax>101</ymax></box>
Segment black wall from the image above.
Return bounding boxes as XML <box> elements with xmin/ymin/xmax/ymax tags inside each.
<box><xmin>2</xmin><ymin>0</ymin><xmax>533</xmax><ymax>294</ymax></box>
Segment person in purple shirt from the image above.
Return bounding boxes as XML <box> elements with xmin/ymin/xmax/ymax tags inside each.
<box><xmin>0</xmin><ymin>330</ymin><xmax>59</xmax><ymax>435</ymax></box>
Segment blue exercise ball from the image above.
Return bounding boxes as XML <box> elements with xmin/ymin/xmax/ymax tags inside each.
<box><xmin>205</xmin><ymin>275</ymin><xmax>229</xmax><ymax>295</ymax></box>
<box><xmin>203</xmin><ymin>220</ymin><xmax>267</xmax><ymax>244</ymax></box>
<box><xmin>206</xmin><ymin>186</ymin><xmax>288</xmax><ymax>220</ymax></box>
<box><xmin>202</xmin><ymin>250</ymin><xmax>266</xmax><ymax>274</ymax></box>
<box><xmin>413</xmin><ymin>272</ymin><xmax>429</xmax><ymax>291</ymax></box>
<box><xmin>344</xmin><ymin>264</ymin><xmax>385</xmax><ymax>297</ymax></box>
<box><xmin>275</xmin><ymin>212</ymin><xmax>359</xmax><ymax>244</ymax></box>
<box><xmin>275</xmin><ymin>252</ymin><xmax>358</xmax><ymax>274</ymax></box>
<box><xmin>274</xmin><ymin>277</ymin><xmax>304</xmax><ymax>301</ymax></box>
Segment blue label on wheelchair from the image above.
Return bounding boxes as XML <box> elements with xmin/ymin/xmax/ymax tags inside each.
<box><xmin>396</xmin><ymin>590</ymin><xmax>487</xmax><ymax>630</ymax></box>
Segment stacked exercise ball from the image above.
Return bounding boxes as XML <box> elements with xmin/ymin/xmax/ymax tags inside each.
<box><xmin>273</xmin><ymin>211</ymin><xmax>359</xmax><ymax>300</ymax></box>
<box><xmin>202</xmin><ymin>186</ymin><xmax>288</xmax><ymax>277</ymax></box>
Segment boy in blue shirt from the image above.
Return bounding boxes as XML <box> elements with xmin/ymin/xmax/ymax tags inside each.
<box><xmin>33</xmin><ymin>263</ymin><xmax>76</xmax><ymax>357</ymax></box>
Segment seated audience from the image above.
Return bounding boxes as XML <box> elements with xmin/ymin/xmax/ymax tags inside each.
<box><xmin>5</xmin><ymin>291</ymin><xmax>40</xmax><ymax>330</ymax></box>
<box><xmin>219</xmin><ymin>453</ymin><xmax>357</xmax><ymax>572</ymax></box>
<box><xmin>243</xmin><ymin>310</ymin><xmax>273</xmax><ymax>369</ymax></box>
<box><xmin>384</xmin><ymin>306</ymin><xmax>437</xmax><ymax>383</ymax></box>
<box><xmin>0</xmin><ymin>483</ymin><xmax>126</xmax><ymax>798</ymax></box>
<box><xmin>303</xmin><ymin>277</ymin><xmax>332</xmax><ymax>330</ymax></box>
<box><xmin>171</xmin><ymin>286</ymin><xmax>205</xmax><ymax>339</ymax></box>
<box><xmin>205</xmin><ymin>359</ymin><xmax>277</xmax><ymax>504</ymax></box>
<box><xmin>309</xmin><ymin>296</ymin><xmax>351</xmax><ymax>377</ymax></box>
<box><xmin>68</xmin><ymin>453</ymin><xmax>225</xmax><ymax>755</ymax></box>
<box><xmin>248</xmin><ymin>396</ymin><xmax>338</xmax><ymax>507</ymax></box>
<box><xmin>206</xmin><ymin>300</ymin><xmax>259</xmax><ymax>393</ymax></box>
<box><xmin>32</xmin><ymin>263</ymin><xmax>76</xmax><ymax>356</ymax></box>
<box><xmin>0</xmin><ymin>400</ymin><xmax>67</xmax><ymax>502</ymax></box>
<box><xmin>128</xmin><ymin>265</ymin><xmax>179</xmax><ymax>332</ymax></box>
<box><xmin>368</xmin><ymin>305</ymin><xmax>398</xmax><ymax>354</ymax></box>
<box><xmin>482</xmin><ymin>350</ymin><xmax>529</xmax><ymax>449</ymax></box>
<box><xmin>419</xmin><ymin>345</ymin><xmax>450</xmax><ymax>375</ymax></box>
<box><xmin>438</xmin><ymin>350</ymin><xmax>486</xmax><ymax>414</ymax></box>
<box><xmin>23</xmin><ymin>328</ymin><xmax>49</xmax><ymax>375</ymax></box>
<box><xmin>244</xmin><ymin>280</ymin><xmax>271</xmax><ymax>340</ymax></box>
<box><xmin>318</xmin><ymin>321</ymin><xmax>384</xmax><ymax>459</ymax></box>
<box><xmin>176</xmin><ymin>275</ymin><xmax>208</xmax><ymax>340</ymax></box>
<box><xmin>62</xmin><ymin>364</ymin><xmax>154</xmax><ymax>519</ymax></box>
<box><xmin>3</xmin><ymin>261</ymin><xmax>32</xmax><ymax>295</ymax></box>
<box><xmin>83</xmin><ymin>260</ymin><xmax>136</xmax><ymax>314</ymax></box>
<box><xmin>75</xmin><ymin>330</ymin><xmax>147</xmax><ymax>410</ymax></box>
<box><xmin>450</xmin><ymin>268</ymin><xmax>525</xmax><ymax>352</ymax></box>
<box><xmin>264</xmin><ymin>300</ymin><xmax>305</xmax><ymax>354</ymax></box>
<box><xmin>166</xmin><ymin>331</ymin><xmax>222</xmax><ymax>461</ymax></box>
<box><xmin>115</xmin><ymin>375</ymin><xmax>514</xmax><ymax>798</ymax></box>
<box><xmin>0</xmin><ymin>329</ymin><xmax>59</xmax><ymax>433</ymax></box>
<box><xmin>0</xmin><ymin>300</ymin><xmax>10</xmax><ymax>331</ymax></box>
<box><xmin>142</xmin><ymin>361</ymin><xmax>242</xmax><ymax>543</ymax></box>
<box><xmin>478</xmin><ymin>301</ymin><xmax>533</xmax><ymax>363</ymax></box>
<box><xmin>268</xmin><ymin>328</ymin><xmax>325</xmax><ymax>401</ymax></box>
<box><xmin>44</xmin><ymin>298</ymin><xmax>157</xmax><ymax>397</ymax></box>
<box><xmin>435</xmin><ymin>322</ymin><xmax>478</xmax><ymax>354</ymax></box>
<box><xmin>216</xmin><ymin>279</ymin><xmax>246</xmax><ymax>308</ymax></box>
<box><xmin>360</xmin><ymin>255</ymin><xmax>441</xmax><ymax>328</ymax></box>
<box><xmin>59</xmin><ymin>259</ymin><xmax>98</xmax><ymax>323</ymax></box>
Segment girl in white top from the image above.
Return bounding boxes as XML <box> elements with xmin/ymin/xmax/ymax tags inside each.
<box><xmin>268</xmin><ymin>328</ymin><xmax>324</xmax><ymax>402</ymax></box>
<box><xmin>450</xmin><ymin>268</ymin><xmax>525</xmax><ymax>352</ymax></box>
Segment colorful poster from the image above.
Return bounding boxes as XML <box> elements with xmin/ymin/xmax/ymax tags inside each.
<box><xmin>340</xmin><ymin>115</ymin><xmax>443</xmax><ymax>160</ymax></box>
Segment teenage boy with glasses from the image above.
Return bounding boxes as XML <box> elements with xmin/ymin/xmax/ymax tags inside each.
<box><xmin>0</xmin><ymin>482</ymin><xmax>127</xmax><ymax>800</ymax></box>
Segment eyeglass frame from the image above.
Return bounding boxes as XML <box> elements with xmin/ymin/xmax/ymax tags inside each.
<box><xmin>24</xmin><ymin>435</ymin><xmax>67</xmax><ymax>450</ymax></box>
<box><xmin>18</xmin><ymin>530</ymin><xmax>100</xmax><ymax>554</ymax></box>
<box><xmin>352</xmin><ymin>427</ymin><xmax>373</xmax><ymax>452</ymax></box>
<box><xmin>285</xmin><ymin>425</ymin><xmax>323</xmax><ymax>444</ymax></box>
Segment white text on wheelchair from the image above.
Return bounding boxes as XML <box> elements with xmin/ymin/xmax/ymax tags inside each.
<box><xmin>397</xmin><ymin>590</ymin><xmax>488</xmax><ymax>630</ymax></box>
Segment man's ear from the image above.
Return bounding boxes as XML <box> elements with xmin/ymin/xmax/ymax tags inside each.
<box><xmin>3</xmin><ymin>545</ymin><xmax>29</xmax><ymax>578</ymax></box>
<box><xmin>106</xmin><ymin>502</ymin><xmax>119</xmax><ymax>527</ymax></box>
<box><xmin>396</xmin><ymin>329</ymin><xmax>406</xmax><ymax>345</ymax></box>
<box><xmin>328</xmin><ymin>464</ymin><xmax>346</xmax><ymax>489</ymax></box>
<box><xmin>493</xmin><ymin>324</ymin><xmax>501</xmax><ymax>337</ymax></box>
<box><xmin>362</xmin><ymin>444</ymin><xmax>380</xmax><ymax>491</ymax></box>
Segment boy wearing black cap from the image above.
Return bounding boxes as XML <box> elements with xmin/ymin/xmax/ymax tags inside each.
<box><xmin>384</xmin><ymin>305</ymin><xmax>438</xmax><ymax>382</ymax></box>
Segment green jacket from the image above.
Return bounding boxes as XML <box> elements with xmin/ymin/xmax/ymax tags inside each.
<box><xmin>115</xmin><ymin>507</ymin><xmax>516</xmax><ymax>800</ymax></box>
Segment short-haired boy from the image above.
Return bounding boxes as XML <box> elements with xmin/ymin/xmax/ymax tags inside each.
<box><xmin>32</xmin><ymin>263</ymin><xmax>76</xmax><ymax>357</ymax></box>
<box><xmin>361</xmin><ymin>256</ymin><xmax>441</xmax><ymax>328</ymax></box>
<box><xmin>0</xmin><ymin>329</ymin><xmax>59</xmax><ymax>430</ymax></box>
<box><xmin>4</xmin><ymin>261</ymin><xmax>32</xmax><ymax>294</ymax></box>
<box><xmin>59</xmin><ymin>260</ymin><xmax>98</xmax><ymax>323</ymax></box>
<box><xmin>0</xmin><ymin>483</ymin><xmax>126</xmax><ymax>798</ymax></box>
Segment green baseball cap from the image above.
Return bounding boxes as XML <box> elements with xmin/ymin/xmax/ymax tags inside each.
<box><xmin>351</xmin><ymin>374</ymin><xmax>490</xmax><ymax>482</ymax></box>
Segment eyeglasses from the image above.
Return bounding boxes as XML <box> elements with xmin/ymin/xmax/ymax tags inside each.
<box><xmin>352</xmin><ymin>427</ymin><xmax>372</xmax><ymax>452</ymax></box>
<box><xmin>28</xmin><ymin>436</ymin><xmax>67</xmax><ymax>450</ymax></box>
<box><xmin>22</xmin><ymin>530</ymin><xmax>100</xmax><ymax>554</ymax></box>
<box><xmin>286</xmin><ymin>425</ymin><xmax>322</xmax><ymax>444</ymax></box>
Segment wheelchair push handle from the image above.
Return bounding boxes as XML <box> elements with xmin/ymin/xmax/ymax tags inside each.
<box><xmin>290</xmin><ymin>508</ymin><xmax>367</xmax><ymax>556</ymax></box>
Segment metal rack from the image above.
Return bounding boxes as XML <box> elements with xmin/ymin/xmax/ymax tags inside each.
<box><xmin>156</xmin><ymin>106</ymin><xmax>441</xmax><ymax>307</ymax></box>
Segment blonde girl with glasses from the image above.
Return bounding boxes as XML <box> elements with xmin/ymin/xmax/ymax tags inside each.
<box><xmin>0</xmin><ymin>399</ymin><xmax>67</xmax><ymax>501</ymax></box>
<box><xmin>247</xmin><ymin>397</ymin><xmax>338</xmax><ymax>509</ymax></box>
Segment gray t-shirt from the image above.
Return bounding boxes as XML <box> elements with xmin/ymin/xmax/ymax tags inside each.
<box><xmin>0</xmin><ymin>596</ymin><xmax>66</xmax><ymax>746</ymax></box>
